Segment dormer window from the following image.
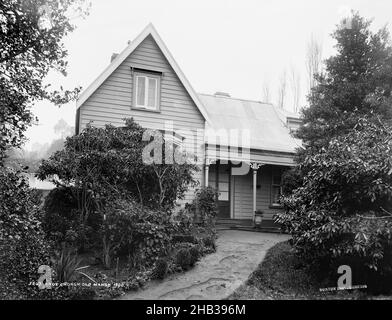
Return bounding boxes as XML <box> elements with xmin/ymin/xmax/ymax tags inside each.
<box><xmin>133</xmin><ymin>71</ymin><xmax>161</xmax><ymax>111</ymax></box>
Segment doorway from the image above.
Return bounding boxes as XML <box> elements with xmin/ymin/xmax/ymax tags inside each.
<box><xmin>216</xmin><ymin>162</ymin><xmax>230</xmax><ymax>219</ymax></box>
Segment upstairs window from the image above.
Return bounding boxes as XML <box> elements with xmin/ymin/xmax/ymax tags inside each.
<box><xmin>133</xmin><ymin>72</ymin><xmax>160</xmax><ymax>111</ymax></box>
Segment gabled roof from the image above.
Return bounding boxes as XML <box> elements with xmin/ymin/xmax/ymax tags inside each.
<box><xmin>199</xmin><ymin>93</ymin><xmax>302</xmax><ymax>154</ymax></box>
<box><xmin>76</xmin><ymin>23</ymin><xmax>211</xmax><ymax>124</ymax></box>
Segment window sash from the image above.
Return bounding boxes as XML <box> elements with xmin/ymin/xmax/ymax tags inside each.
<box><xmin>271</xmin><ymin>175</ymin><xmax>282</xmax><ymax>205</ymax></box>
<box><xmin>135</xmin><ymin>74</ymin><xmax>159</xmax><ymax>110</ymax></box>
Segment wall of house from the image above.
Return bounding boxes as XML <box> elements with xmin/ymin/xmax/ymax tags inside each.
<box><xmin>232</xmin><ymin>165</ymin><xmax>285</xmax><ymax>220</ymax></box>
<box><xmin>78</xmin><ymin>35</ymin><xmax>206</xmax><ymax>205</ymax></box>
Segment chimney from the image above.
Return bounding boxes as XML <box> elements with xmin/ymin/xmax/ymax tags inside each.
<box><xmin>111</xmin><ymin>53</ymin><xmax>119</xmax><ymax>63</ymax></box>
<box><xmin>214</xmin><ymin>91</ymin><xmax>231</xmax><ymax>97</ymax></box>
<box><xmin>286</xmin><ymin>117</ymin><xmax>302</xmax><ymax>132</ymax></box>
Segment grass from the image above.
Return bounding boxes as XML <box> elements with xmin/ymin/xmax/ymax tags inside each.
<box><xmin>228</xmin><ymin>241</ymin><xmax>390</xmax><ymax>300</ymax></box>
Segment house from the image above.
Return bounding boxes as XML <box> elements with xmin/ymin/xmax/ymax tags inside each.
<box><xmin>75</xmin><ymin>23</ymin><xmax>302</xmax><ymax>224</ymax></box>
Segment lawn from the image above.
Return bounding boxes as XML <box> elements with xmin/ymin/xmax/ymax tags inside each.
<box><xmin>228</xmin><ymin>241</ymin><xmax>391</xmax><ymax>300</ymax></box>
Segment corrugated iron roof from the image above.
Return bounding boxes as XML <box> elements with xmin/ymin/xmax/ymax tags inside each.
<box><xmin>198</xmin><ymin>93</ymin><xmax>302</xmax><ymax>154</ymax></box>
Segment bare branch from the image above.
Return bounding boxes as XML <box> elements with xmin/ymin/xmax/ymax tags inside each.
<box><xmin>306</xmin><ymin>34</ymin><xmax>323</xmax><ymax>93</ymax></box>
<box><xmin>278</xmin><ymin>69</ymin><xmax>287</xmax><ymax>109</ymax></box>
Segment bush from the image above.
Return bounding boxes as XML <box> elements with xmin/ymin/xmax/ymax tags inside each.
<box><xmin>175</xmin><ymin>248</ymin><xmax>192</xmax><ymax>270</ymax></box>
<box><xmin>203</xmin><ymin>235</ymin><xmax>217</xmax><ymax>252</ymax></box>
<box><xmin>189</xmin><ymin>246</ymin><xmax>200</xmax><ymax>266</ymax></box>
<box><xmin>185</xmin><ymin>186</ymin><xmax>218</xmax><ymax>227</ymax></box>
<box><xmin>276</xmin><ymin>119</ymin><xmax>392</xmax><ymax>292</ymax></box>
<box><xmin>101</xmin><ymin>198</ymin><xmax>175</xmax><ymax>269</ymax></box>
<box><xmin>37</xmin><ymin>118</ymin><xmax>198</xmax><ymax>211</ymax></box>
<box><xmin>54</xmin><ymin>247</ymin><xmax>82</xmax><ymax>283</ymax></box>
<box><xmin>0</xmin><ymin>168</ymin><xmax>52</xmax><ymax>297</ymax></box>
<box><xmin>4</xmin><ymin>232</ymin><xmax>51</xmax><ymax>298</ymax></box>
<box><xmin>42</xmin><ymin>187</ymin><xmax>101</xmax><ymax>250</ymax></box>
<box><xmin>42</xmin><ymin>187</ymin><xmax>78</xmax><ymax>241</ymax></box>
<box><xmin>152</xmin><ymin>258</ymin><xmax>169</xmax><ymax>280</ymax></box>
<box><xmin>0</xmin><ymin>168</ymin><xmax>42</xmax><ymax>241</ymax></box>
<box><xmin>172</xmin><ymin>234</ymin><xmax>198</xmax><ymax>244</ymax></box>
<box><xmin>281</xmin><ymin>166</ymin><xmax>303</xmax><ymax>196</ymax></box>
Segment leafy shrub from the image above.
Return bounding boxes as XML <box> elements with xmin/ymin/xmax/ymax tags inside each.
<box><xmin>175</xmin><ymin>248</ymin><xmax>192</xmax><ymax>270</ymax></box>
<box><xmin>101</xmin><ymin>198</ymin><xmax>175</xmax><ymax>268</ymax></box>
<box><xmin>173</xmin><ymin>208</ymin><xmax>195</xmax><ymax>234</ymax></box>
<box><xmin>185</xmin><ymin>186</ymin><xmax>218</xmax><ymax>227</ymax></box>
<box><xmin>276</xmin><ymin>119</ymin><xmax>392</xmax><ymax>292</ymax></box>
<box><xmin>7</xmin><ymin>233</ymin><xmax>51</xmax><ymax>294</ymax></box>
<box><xmin>42</xmin><ymin>187</ymin><xmax>102</xmax><ymax>250</ymax></box>
<box><xmin>202</xmin><ymin>235</ymin><xmax>217</xmax><ymax>252</ymax></box>
<box><xmin>0</xmin><ymin>168</ymin><xmax>52</xmax><ymax>297</ymax></box>
<box><xmin>54</xmin><ymin>247</ymin><xmax>82</xmax><ymax>283</ymax></box>
<box><xmin>281</xmin><ymin>166</ymin><xmax>303</xmax><ymax>196</ymax></box>
<box><xmin>135</xmin><ymin>213</ymin><xmax>174</xmax><ymax>264</ymax></box>
<box><xmin>37</xmin><ymin>118</ymin><xmax>198</xmax><ymax>211</ymax></box>
<box><xmin>0</xmin><ymin>168</ymin><xmax>42</xmax><ymax>241</ymax></box>
<box><xmin>42</xmin><ymin>187</ymin><xmax>78</xmax><ymax>241</ymax></box>
<box><xmin>189</xmin><ymin>246</ymin><xmax>200</xmax><ymax>266</ymax></box>
<box><xmin>172</xmin><ymin>234</ymin><xmax>198</xmax><ymax>244</ymax></box>
<box><xmin>152</xmin><ymin>258</ymin><xmax>169</xmax><ymax>280</ymax></box>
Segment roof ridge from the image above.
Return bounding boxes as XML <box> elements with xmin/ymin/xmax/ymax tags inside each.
<box><xmin>198</xmin><ymin>92</ymin><xmax>273</xmax><ymax>106</ymax></box>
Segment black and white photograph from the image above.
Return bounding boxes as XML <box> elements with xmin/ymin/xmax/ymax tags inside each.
<box><xmin>1</xmin><ymin>0</ymin><xmax>392</xmax><ymax>309</ymax></box>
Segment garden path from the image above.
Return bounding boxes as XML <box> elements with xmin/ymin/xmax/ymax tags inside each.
<box><xmin>118</xmin><ymin>230</ymin><xmax>290</xmax><ymax>300</ymax></box>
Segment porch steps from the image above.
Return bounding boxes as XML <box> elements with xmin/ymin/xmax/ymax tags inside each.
<box><xmin>216</xmin><ymin>219</ymin><xmax>282</xmax><ymax>234</ymax></box>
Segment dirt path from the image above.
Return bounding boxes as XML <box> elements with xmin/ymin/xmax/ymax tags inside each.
<box><xmin>118</xmin><ymin>230</ymin><xmax>290</xmax><ymax>300</ymax></box>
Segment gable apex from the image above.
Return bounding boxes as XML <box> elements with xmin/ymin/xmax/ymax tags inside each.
<box><xmin>76</xmin><ymin>23</ymin><xmax>211</xmax><ymax>124</ymax></box>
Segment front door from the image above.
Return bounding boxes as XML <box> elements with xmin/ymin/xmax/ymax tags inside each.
<box><xmin>217</xmin><ymin>164</ymin><xmax>230</xmax><ymax>219</ymax></box>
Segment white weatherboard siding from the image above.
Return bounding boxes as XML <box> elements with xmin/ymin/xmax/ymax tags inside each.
<box><xmin>76</xmin><ymin>24</ymin><xmax>301</xmax><ymax>218</ymax></box>
<box><xmin>78</xmin><ymin>35</ymin><xmax>205</xmax><ymax>205</ymax></box>
<box><xmin>233</xmin><ymin>165</ymin><xmax>284</xmax><ymax>220</ymax></box>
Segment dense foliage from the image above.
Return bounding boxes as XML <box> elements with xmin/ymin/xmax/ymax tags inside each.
<box><xmin>0</xmin><ymin>0</ymin><xmax>87</xmax><ymax>161</ymax></box>
<box><xmin>0</xmin><ymin>169</ymin><xmax>51</xmax><ymax>297</ymax></box>
<box><xmin>297</xmin><ymin>13</ymin><xmax>392</xmax><ymax>150</ymax></box>
<box><xmin>42</xmin><ymin>187</ymin><xmax>101</xmax><ymax>249</ymax></box>
<box><xmin>184</xmin><ymin>186</ymin><xmax>219</xmax><ymax>227</ymax></box>
<box><xmin>0</xmin><ymin>169</ymin><xmax>42</xmax><ymax>240</ymax></box>
<box><xmin>101</xmin><ymin>198</ymin><xmax>175</xmax><ymax>268</ymax></box>
<box><xmin>278</xmin><ymin>119</ymin><xmax>392</xmax><ymax>272</ymax></box>
<box><xmin>37</xmin><ymin>118</ymin><xmax>198</xmax><ymax>211</ymax></box>
<box><xmin>278</xmin><ymin>13</ymin><xmax>392</xmax><ymax>292</ymax></box>
<box><xmin>0</xmin><ymin>0</ymin><xmax>88</xmax><ymax>299</ymax></box>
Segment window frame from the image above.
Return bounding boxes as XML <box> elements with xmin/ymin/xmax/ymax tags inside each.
<box><xmin>164</xmin><ymin>132</ymin><xmax>184</xmax><ymax>150</ymax></box>
<box><xmin>132</xmin><ymin>71</ymin><xmax>161</xmax><ymax>112</ymax></box>
<box><xmin>270</xmin><ymin>174</ymin><xmax>283</xmax><ymax>208</ymax></box>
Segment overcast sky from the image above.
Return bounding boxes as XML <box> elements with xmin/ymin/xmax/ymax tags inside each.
<box><xmin>25</xmin><ymin>0</ymin><xmax>392</xmax><ymax>150</ymax></box>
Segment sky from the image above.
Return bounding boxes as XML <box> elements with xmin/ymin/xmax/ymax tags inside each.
<box><xmin>25</xmin><ymin>0</ymin><xmax>392</xmax><ymax>150</ymax></box>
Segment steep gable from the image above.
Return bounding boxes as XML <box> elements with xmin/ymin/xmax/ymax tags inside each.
<box><xmin>76</xmin><ymin>24</ymin><xmax>209</xmax><ymax>132</ymax></box>
<box><xmin>76</xmin><ymin>25</ymin><xmax>207</xmax><ymax>204</ymax></box>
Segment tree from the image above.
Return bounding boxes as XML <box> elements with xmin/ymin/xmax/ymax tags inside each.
<box><xmin>262</xmin><ymin>80</ymin><xmax>270</xmax><ymax>103</ymax></box>
<box><xmin>298</xmin><ymin>13</ymin><xmax>392</xmax><ymax>150</ymax></box>
<box><xmin>277</xmin><ymin>69</ymin><xmax>287</xmax><ymax>109</ymax></box>
<box><xmin>305</xmin><ymin>34</ymin><xmax>323</xmax><ymax>94</ymax></box>
<box><xmin>37</xmin><ymin>118</ymin><xmax>198</xmax><ymax>212</ymax></box>
<box><xmin>54</xmin><ymin>118</ymin><xmax>74</xmax><ymax>139</ymax></box>
<box><xmin>0</xmin><ymin>0</ymin><xmax>89</xmax><ymax>298</ymax></box>
<box><xmin>289</xmin><ymin>65</ymin><xmax>301</xmax><ymax>113</ymax></box>
<box><xmin>0</xmin><ymin>0</ymin><xmax>89</xmax><ymax>163</ymax></box>
<box><xmin>279</xmin><ymin>13</ymin><xmax>392</xmax><ymax>291</ymax></box>
<box><xmin>277</xmin><ymin>118</ymin><xmax>392</xmax><ymax>291</ymax></box>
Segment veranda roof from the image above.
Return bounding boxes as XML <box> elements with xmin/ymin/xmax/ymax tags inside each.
<box><xmin>199</xmin><ymin>93</ymin><xmax>302</xmax><ymax>154</ymax></box>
